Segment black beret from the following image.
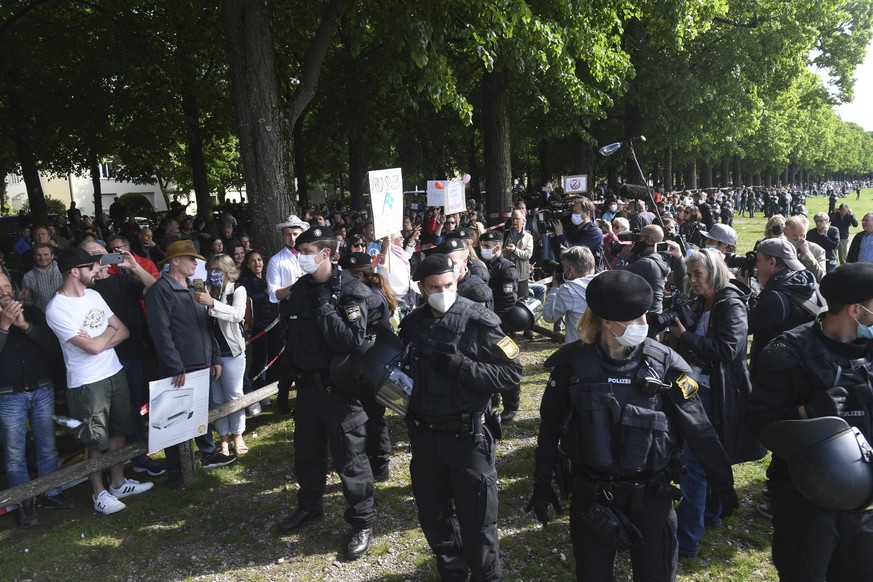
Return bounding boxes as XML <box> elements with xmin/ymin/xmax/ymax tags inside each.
<box><xmin>586</xmin><ymin>270</ymin><xmax>653</xmax><ymax>321</ymax></box>
<box><xmin>413</xmin><ymin>253</ymin><xmax>454</xmax><ymax>282</ymax></box>
<box><xmin>294</xmin><ymin>226</ymin><xmax>336</xmax><ymax>250</ymax></box>
<box><xmin>440</xmin><ymin>237</ymin><xmax>466</xmax><ymax>254</ymax></box>
<box><xmin>339</xmin><ymin>252</ymin><xmax>373</xmax><ymax>270</ymax></box>
<box><xmin>820</xmin><ymin>263</ymin><xmax>873</xmax><ymax>306</ymax></box>
<box><xmin>445</xmin><ymin>227</ymin><xmax>473</xmax><ymax>241</ymax></box>
<box><xmin>479</xmin><ymin>230</ymin><xmax>502</xmax><ymax>243</ymax></box>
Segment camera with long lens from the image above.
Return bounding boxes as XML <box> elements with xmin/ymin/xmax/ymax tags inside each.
<box><xmin>653</xmin><ymin>292</ymin><xmax>697</xmax><ymax>332</ymax></box>
<box><xmin>610</xmin><ymin>231</ymin><xmax>639</xmax><ymax>256</ymax></box>
<box><xmin>724</xmin><ymin>251</ymin><xmax>757</xmax><ymax>276</ymax></box>
<box><xmin>541</xmin><ymin>259</ymin><xmax>564</xmax><ymax>283</ymax></box>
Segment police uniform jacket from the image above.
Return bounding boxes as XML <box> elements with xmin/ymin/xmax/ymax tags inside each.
<box><xmin>675</xmin><ymin>282</ymin><xmax>766</xmax><ymax>464</ymax></box>
<box><xmin>485</xmin><ymin>255</ymin><xmax>518</xmax><ymax>318</ymax></box>
<box><xmin>748</xmin><ymin>319</ymin><xmax>873</xmax><ymax>484</ymax></box>
<box><xmin>457</xmin><ymin>271</ymin><xmax>494</xmax><ymax>311</ymax></box>
<box><xmin>533</xmin><ymin>338</ymin><xmax>734</xmax><ymax>490</ymax></box>
<box><xmin>285</xmin><ymin>265</ymin><xmax>371</xmax><ymax>372</ymax></box>
<box><xmin>469</xmin><ymin>258</ymin><xmax>491</xmax><ymax>284</ymax></box>
<box><xmin>400</xmin><ymin>297</ymin><xmax>523</xmax><ymax>420</ymax></box>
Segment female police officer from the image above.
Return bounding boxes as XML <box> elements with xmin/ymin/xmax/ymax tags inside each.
<box><xmin>527</xmin><ymin>270</ymin><xmax>737</xmax><ymax>581</ymax></box>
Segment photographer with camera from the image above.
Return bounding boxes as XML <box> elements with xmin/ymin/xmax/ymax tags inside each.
<box><xmin>668</xmin><ymin>250</ymin><xmax>765</xmax><ymax>558</ymax></box>
<box><xmin>541</xmin><ymin>246</ymin><xmax>595</xmax><ymax>344</ymax></box>
<box><xmin>615</xmin><ymin>225</ymin><xmax>686</xmax><ymax>325</ymax></box>
<box><xmin>748</xmin><ymin>238</ymin><xmax>821</xmax><ymax>377</ymax></box>
<box><xmin>550</xmin><ymin>197</ymin><xmax>603</xmax><ymax>265</ymax></box>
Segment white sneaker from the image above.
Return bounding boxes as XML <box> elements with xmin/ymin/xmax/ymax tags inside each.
<box><xmin>93</xmin><ymin>491</ymin><xmax>126</xmax><ymax>515</ymax></box>
<box><xmin>247</xmin><ymin>402</ymin><xmax>262</xmax><ymax>417</ymax></box>
<box><xmin>108</xmin><ymin>478</ymin><xmax>154</xmax><ymax>499</ymax></box>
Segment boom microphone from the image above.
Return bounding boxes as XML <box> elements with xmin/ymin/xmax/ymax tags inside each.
<box><xmin>618</xmin><ymin>184</ymin><xmax>650</xmax><ymax>200</ymax></box>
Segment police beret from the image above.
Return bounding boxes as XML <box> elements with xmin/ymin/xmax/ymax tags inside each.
<box><xmin>445</xmin><ymin>227</ymin><xmax>473</xmax><ymax>241</ymax></box>
<box><xmin>440</xmin><ymin>237</ymin><xmax>465</xmax><ymax>254</ymax></box>
<box><xmin>586</xmin><ymin>270</ymin><xmax>653</xmax><ymax>321</ymax></box>
<box><xmin>479</xmin><ymin>230</ymin><xmax>502</xmax><ymax>243</ymax></box>
<box><xmin>413</xmin><ymin>253</ymin><xmax>454</xmax><ymax>282</ymax></box>
<box><xmin>820</xmin><ymin>263</ymin><xmax>873</xmax><ymax>306</ymax></box>
<box><xmin>339</xmin><ymin>252</ymin><xmax>373</xmax><ymax>270</ymax></box>
<box><xmin>294</xmin><ymin>226</ymin><xmax>336</xmax><ymax>250</ymax></box>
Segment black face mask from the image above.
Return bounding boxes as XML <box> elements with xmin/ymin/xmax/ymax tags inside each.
<box><xmin>633</xmin><ymin>241</ymin><xmax>650</xmax><ymax>255</ymax></box>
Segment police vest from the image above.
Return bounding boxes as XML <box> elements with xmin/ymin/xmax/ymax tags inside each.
<box><xmin>404</xmin><ymin>299</ymin><xmax>501</xmax><ymax>418</ymax></box>
<box><xmin>556</xmin><ymin>340</ymin><xmax>677</xmax><ymax>476</ymax></box>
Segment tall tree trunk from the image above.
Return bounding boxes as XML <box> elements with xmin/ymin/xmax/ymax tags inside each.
<box><xmin>294</xmin><ymin>114</ymin><xmax>308</xmax><ymax>208</ymax></box>
<box><xmin>90</xmin><ymin>157</ymin><xmax>103</xmax><ymax>217</ymax></box>
<box><xmin>482</xmin><ymin>67</ymin><xmax>512</xmax><ymax>224</ymax></box>
<box><xmin>7</xmin><ymin>73</ymin><xmax>46</xmax><ymax>225</ymax></box>
<box><xmin>348</xmin><ymin>131</ymin><xmax>365</xmax><ymax>212</ymax></box>
<box><xmin>223</xmin><ymin>0</ymin><xmax>291</xmax><ymax>254</ymax></box>
<box><xmin>663</xmin><ymin>148</ymin><xmax>673</xmax><ymax>192</ymax></box>
<box><xmin>701</xmin><ymin>160</ymin><xmax>713</xmax><ymax>189</ymax></box>
<box><xmin>733</xmin><ymin>155</ymin><xmax>742</xmax><ymax>188</ymax></box>
<box><xmin>181</xmin><ymin>89</ymin><xmax>212</xmax><ymax>223</ymax></box>
<box><xmin>720</xmin><ymin>156</ymin><xmax>730</xmax><ymax>188</ymax></box>
<box><xmin>467</xmin><ymin>129</ymin><xmax>480</xmax><ymax>207</ymax></box>
<box><xmin>537</xmin><ymin>138</ymin><xmax>550</xmax><ymax>187</ymax></box>
<box><xmin>684</xmin><ymin>160</ymin><xmax>697</xmax><ymax>190</ymax></box>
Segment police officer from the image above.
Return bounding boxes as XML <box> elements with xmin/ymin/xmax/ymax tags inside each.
<box><xmin>401</xmin><ymin>254</ymin><xmax>523</xmax><ymax>581</ymax></box>
<box><xmin>747</xmin><ymin>263</ymin><xmax>873</xmax><ymax>581</ymax></box>
<box><xmin>440</xmin><ymin>237</ymin><xmax>494</xmax><ymax>310</ymax></box>
<box><xmin>276</xmin><ymin>227</ymin><xmax>376</xmax><ymax>561</ymax></box>
<box><xmin>445</xmin><ymin>227</ymin><xmax>490</xmax><ymax>283</ymax></box>
<box><xmin>339</xmin><ymin>251</ymin><xmax>396</xmax><ymax>482</ymax></box>
<box><xmin>528</xmin><ymin>270</ymin><xmax>737</xmax><ymax>581</ymax></box>
<box><xmin>479</xmin><ymin>229</ymin><xmax>522</xmax><ymax>422</ymax></box>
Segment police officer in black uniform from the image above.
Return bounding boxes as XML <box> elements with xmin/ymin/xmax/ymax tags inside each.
<box><xmin>479</xmin><ymin>229</ymin><xmax>522</xmax><ymax>421</ymax></box>
<box><xmin>276</xmin><ymin>227</ymin><xmax>376</xmax><ymax>561</ymax></box>
<box><xmin>440</xmin><ymin>237</ymin><xmax>494</xmax><ymax>310</ymax></box>
<box><xmin>339</xmin><ymin>251</ymin><xmax>395</xmax><ymax>482</ymax></box>
<box><xmin>747</xmin><ymin>263</ymin><xmax>873</xmax><ymax>581</ymax></box>
<box><xmin>528</xmin><ymin>270</ymin><xmax>737</xmax><ymax>581</ymax></box>
<box><xmin>445</xmin><ymin>227</ymin><xmax>490</xmax><ymax>283</ymax></box>
<box><xmin>401</xmin><ymin>254</ymin><xmax>523</xmax><ymax>581</ymax></box>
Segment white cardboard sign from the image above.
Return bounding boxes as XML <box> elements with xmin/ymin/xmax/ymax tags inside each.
<box><xmin>369</xmin><ymin>167</ymin><xmax>404</xmax><ymax>240</ymax></box>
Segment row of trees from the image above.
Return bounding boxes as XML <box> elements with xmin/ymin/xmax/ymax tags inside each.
<box><xmin>2</xmin><ymin>0</ymin><xmax>872</xmax><ymax>251</ymax></box>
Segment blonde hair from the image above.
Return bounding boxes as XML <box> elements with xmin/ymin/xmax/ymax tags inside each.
<box><xmin>208</xmin><ymin>253</ymin><xmax>240</xmax><ymax>282</ymax></box>
<box><xmin>577</xmin><ymin>308</ymin><xmax>603</xmax><ymax>345</ymax></box>
<box><xmin>764</xmin><ymin>214</ymin><xmax>785</xmax><ymax>238</ymax></box>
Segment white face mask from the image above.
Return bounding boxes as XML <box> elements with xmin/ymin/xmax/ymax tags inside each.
<box><xmin>609</xmin><ymin>204</ymin><xmax>618</xmax><ymax>212</ymax></box>
<box><xmin>609</xmin><ymin>321</ymin><xmax>649</xmax><ymax>347</ymax></box>
<box><xmin>427</xmin><ymin>290</ymin><xmax>457</xmax><ymax>313</ymax></box>
<box><xmin>571</xmin><ymin>213</ymin><xmax>584</xmax><ymax>226</ymax></box>
<box><xmin>298</xmin><ymin>251</ymin><xmax>324</xmax><ymax>274</ymax></box>
<box><xmin>480</xmin><ymin>247</ymin><xmax>495</xmax><ymax>260</ymax></box>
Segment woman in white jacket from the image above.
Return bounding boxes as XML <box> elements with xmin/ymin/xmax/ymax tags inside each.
<box><xmin>195</xmin><ymin>253</ymin><xmax>249</xmax><ymax>455</ymax></box>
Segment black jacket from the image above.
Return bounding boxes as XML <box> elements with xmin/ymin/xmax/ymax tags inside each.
<box><xmin>238</xmin><ymin>271</ymin><xmax>278</xmax><ymax>331</ymax></box>
<box><xmin>676</xmin><ymin>282</ymin><xmax>766</xmax><ymax>464</ymax></box>
<box><xmin>0</xmin><ymin>306</ymin><xmax>62</xmax><ymax>389</ymax></box>
<box><xmin>748</xmin><ymin>269</ymin><xmax>818</xmax><ymax>376</ymax></box>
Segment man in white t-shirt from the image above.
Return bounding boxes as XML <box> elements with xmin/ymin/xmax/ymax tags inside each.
<box><xmin>266</xmin><ymin>215</ymin><xmax>308</xmax><ymax>412</ymax></box>
<box><xmin>46</xmin><ymin>248</ymin><xmax>153</xmax><ymax>515</ymax></box>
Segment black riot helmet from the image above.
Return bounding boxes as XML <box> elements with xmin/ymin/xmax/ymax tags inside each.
<box><xmin>501</xmin><ymin>297</ymin><xmax>542</xmax><ymax>332</ymax></box>
<box><xmin>759</xmin><ymin>417</ymin><xmax>873</xmax><ymax>511</ymax></box>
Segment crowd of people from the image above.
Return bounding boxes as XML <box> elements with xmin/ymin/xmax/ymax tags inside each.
<box><xmin>1</xmin><ymin>179</ymin><xmax>873</xmax><ymax>580</ymax></box>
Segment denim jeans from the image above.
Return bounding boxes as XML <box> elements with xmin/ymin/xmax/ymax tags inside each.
<box><xmin>676</xmin><ymin>385</ymin><xmax>721</xmax><ymax>556</ymax></box>
<box><xmin>0</xmin><ymin>383</ymin><xmax>63</xmax><ymax>495</ymax></box>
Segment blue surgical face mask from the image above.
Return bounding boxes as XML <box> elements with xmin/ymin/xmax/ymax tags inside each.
<box><xmin>854</xmin><ymin>304</ymin><xmax>873</xmax><ymax>339</ymax></box>
<box><xmin>207</xmin><ymin>269</ymin><xmax>223</xmax><ymax>287</ymax></box>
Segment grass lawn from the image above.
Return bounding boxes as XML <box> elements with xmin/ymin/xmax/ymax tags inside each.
<box><xmin>1</xmin><ymin>189</ymin><xmax>872</xmax><ymax>581</ymax></box>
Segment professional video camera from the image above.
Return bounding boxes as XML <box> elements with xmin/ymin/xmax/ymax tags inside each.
<box><xmin>724</xmin><ymin>251</ymin><xmax>757</xmax><ymax>276</ymax></box>
<box><xmin>609</xmin><ymin>231</ymin><xmax>639</xmax><ymax>257</ymax></box>
<box><xmin>536</xmin><ymin>202</ymin><xmax>574</xmax><ymax>234</ymax></box>
<box><xmin>541</xmin><ymin>259</ymin><xmax>564</xmax><ymax>283</ymax></box>
<box><xmin>653</xmin><ymin>292</ymin><xmax>698</xmax><ymax>332</ymax></box>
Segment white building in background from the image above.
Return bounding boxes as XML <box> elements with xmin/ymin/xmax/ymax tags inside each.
<box><xmin>4</xmin><ymin>162</ymin><xmax>172</xmax><ymax>216</ymax></box>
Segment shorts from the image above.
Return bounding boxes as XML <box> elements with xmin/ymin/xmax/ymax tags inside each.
<box><xmin>67</xmin><ymin>370</ymin><xmax>135</xmax><ymax>451</ymax></box>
